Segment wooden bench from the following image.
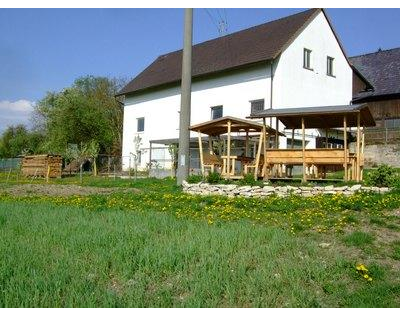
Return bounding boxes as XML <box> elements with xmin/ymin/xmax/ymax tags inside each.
<box><xmin>243</xmin><ymin>155</ymin><xmax>264</xmax><ymax>177</ymax></box>
<box><xmin>203</xmin><ymin>153</ymin><xmax>223</xmax><ymax>174</ymax></box>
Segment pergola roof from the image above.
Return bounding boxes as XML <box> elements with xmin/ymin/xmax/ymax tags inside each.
<box><xmin>189</xmin><ymin>116</ymin><xmax>285</xmax><ymax>136</ymax></box>
<box><xmin>248</xmin><ymin>104</ymin><xmax>376</xmax><ymax>128</ymax></box>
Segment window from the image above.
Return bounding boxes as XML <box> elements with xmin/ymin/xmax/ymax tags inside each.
<box><xmin>303</xmin><ymin>48</ymin><xmax>312</xmax><ymax>70</ymax></box>
<box><xmin>250</xmin><ymin>99</ymin><xmax>265</xmax><ymax>114</ymax></box>
<box><xmin>137</xmin><ymin>117</ymin><xmax>144</xmax><ymax>132</ymax></box>
<box><xmin>211</xmin><ymin>106</ymin><xmax>223</xmax><ymax>120</ymax></box>
<box><xmin>327</xmin><ymin>56</ymin><xmax>335</xmax><ymax>76</ymax></box>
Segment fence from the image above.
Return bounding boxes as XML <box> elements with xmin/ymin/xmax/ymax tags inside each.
<box><xmin>0</xmin><ymin>158</ymin><xmax>21</xmax><ymax>171</ymax></box>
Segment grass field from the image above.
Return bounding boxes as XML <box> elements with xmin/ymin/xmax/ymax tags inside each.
<box><xmin>1</xmin><ymin>176</ymin><xmax>400</xmax><ymax>307</ymax></box>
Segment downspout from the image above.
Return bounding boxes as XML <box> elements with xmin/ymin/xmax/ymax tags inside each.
<box><xmin>269</xmin><ymin>59</ymin><xmax>274</xmax><ymax>146</ymax></box>
<box><xmin>270</xmin><ymin>59</ymin><xmax>274</xmax><ymax>110</ymax></box>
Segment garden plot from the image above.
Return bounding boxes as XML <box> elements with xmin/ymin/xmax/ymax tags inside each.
<box><xmin>0</xmin><ymin>183</ymin><xmax>140</xmax><ymax>197</ymax></box>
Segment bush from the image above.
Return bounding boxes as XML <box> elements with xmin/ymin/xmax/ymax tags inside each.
<box><xmin>187</xmin><ymin>174</ymin><xmax>203</xmax><ymax>184</ymax></box>
<box><xmin>206</xmin><ymin>172</ymin><xmax>221</xmax><ymax>184</ymax></box>
<box><xmin>239</xmin><ymin>173</ymin><xmax>257</xmax><ymax>186</ymax></box>
<box><xmin>364</xmin><ymin>165</ymin><xmax>397</xmax><ymax>187</ymax></box>
<box><xmin>392</xmin><ymin>176</ymin><xmax>400</xmax><ymax>190</ymax></box>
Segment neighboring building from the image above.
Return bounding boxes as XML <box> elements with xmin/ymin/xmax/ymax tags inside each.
<box><xmin>350</xmin><ymin>47</ymin><xmax>400</xmax><ymax>167</ymax></box>
<box><xmin>350</xmin><ymin>47</ymin><xmax>400</xmax><ymax>129</ymax></box>
<box><xmin>117</xmin><ymin>8</ymin><xmax>354</xmax><ymax>170</ymax></box>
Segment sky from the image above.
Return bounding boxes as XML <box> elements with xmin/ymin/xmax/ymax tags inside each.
<box><xmin>0</xmin><ymin>8</ymin><xmax>399</xmax><ymax>132</ymax></box>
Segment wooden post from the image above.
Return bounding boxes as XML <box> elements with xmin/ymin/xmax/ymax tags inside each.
<box><xmin>291</xmin><ymin>128</ymin><xmax>295</xmax><ymax>149</ymax></box>
<box><xmin>149</xmin><ymin>142</ymin><xmax>153</xmax><ymax>167</ymax></box>
<box><xmin>227</xmin><ymin>120</ymin><xmax>232</xmax><ymax>178</ymax></box>
<box><xmin>6</xmin><ymin>168</ymin><xmax>12</xmax><ymax>183</ymax></box>
<box><xmin>262</xmin><ymin>119</ymin><xmax>267</xmax><ymax>179</ymax></box>
<box><xmin>361</xmin><ymin>129</ymin><xmax>365</xmax><ymax>181</ymax></box>
<box><xmin>46</xmin><ymin>165</ymin><xmax>50</xmax><ymax>183</ymax></box>
<box><xmin>198</xmin><ymin>132</ymin><xmax>204</xmax><ymax>175</ymax></box>
<box><xmin>245</xmin><ymin>131</ymin><xmax>249</xmax><ymax>156</ymax></box>
<box><xmin>208</xmin><ymin>136</ymin><xmax>213</xmax><ymax>154</ymax></box>
<box><xmin>302</xmin><ymin>117</ymin><xmax>306</xmax><ymax>183</ymax></box>
<box><xmin>356</xmin><ymin>112</ymin><xmax>361</xmax><ymax>182</ymax></box>
<box><xmin>254</xmin><ymin>130</ymin><xmax>264</xmax><ymax>180</ymax></box>
<box><xmin>343</xmin><ymin>115</ymin><xmax>348</xmax><ymax>182</ymax></box>
<box><xmin>275</xmin><ymin>118</ymin><xmax>279</xmax><ymax>149</ymax></box>
<box><xmin>325</xmin><ymin>128</ymin><xmax>329</xmax><ymax>148</ymax></box>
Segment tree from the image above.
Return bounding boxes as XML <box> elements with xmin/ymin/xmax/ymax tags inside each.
<box><xmin>83</xmin><ymin>140</ymin><xmax>100</xmax><ymax>176</ymax></box>
<box><xmin>34</xmin><ymin>76</ymin><xmax>125</xmax><ymax>156</ymax></box>
<box><xmin>168</xmin><ymin>144</ymin><xmax>178</xmax><ymax>178</ymax></box>
<box><xmin>130</xmin><ymin>134</ymin><xmax>145</xmax><ymax>179</ymax></box>
<box><xmin>0</xmin><ymin>125</ymin><xmax>43</xmax><ymax>158</ymax></box>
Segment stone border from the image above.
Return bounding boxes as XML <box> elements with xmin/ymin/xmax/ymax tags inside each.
<box><xmin>182</xmin><ymin>181</ymin><xmax>391</xmax><ymax>198</ymax></box>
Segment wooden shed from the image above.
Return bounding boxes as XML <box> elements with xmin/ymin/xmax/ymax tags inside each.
<box><xmin>21</xmin><ymin>154</ymin><xmax>63</xmax><ymax>178</ymax></box>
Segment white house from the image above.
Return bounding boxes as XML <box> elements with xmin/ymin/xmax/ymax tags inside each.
<box><xmin>117</xmin><ymin>8</ymin><xmax>356</xmax><ymax>171</ymax></box>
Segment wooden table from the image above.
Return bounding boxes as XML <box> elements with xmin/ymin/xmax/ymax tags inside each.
<box><xmin>221</xmin><ymin>155</ymin><xmax>254</xmax><ymax>178</ymax></box>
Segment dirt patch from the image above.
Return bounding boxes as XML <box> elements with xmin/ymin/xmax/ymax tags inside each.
<box><xmin>0</xmin><ymin>184</ymin><xmax>140</xmax><ymax>197</ymax></box>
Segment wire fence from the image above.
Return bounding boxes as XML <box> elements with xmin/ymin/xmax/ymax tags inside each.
<box><xmin>0</xmin><ymin>154</ymin><xmax>176</xmax><ymax>182</ymax></box>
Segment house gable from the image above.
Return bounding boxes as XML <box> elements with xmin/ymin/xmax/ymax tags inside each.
<box><xmin>272</xmin><ymin>10</ymin><xmax>353</xmax><ymax>108</ymax></box>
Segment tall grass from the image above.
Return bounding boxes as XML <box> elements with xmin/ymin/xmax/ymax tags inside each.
<box><xmin>1</xmin><ymin>202</ymin><xmax>399</xmax><ymax>307</ymax></box>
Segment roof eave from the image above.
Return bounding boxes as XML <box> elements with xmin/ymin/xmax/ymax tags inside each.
<box><xmin>115</xmin><ymin>60</ymin><xmax>272</xmax><ymax>98</ymax></box>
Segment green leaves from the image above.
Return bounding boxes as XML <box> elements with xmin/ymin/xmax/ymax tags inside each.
<box><xmin>34</xmin><ymin>76</ymin><xmax>124</xmax><ymax>156</ymax></box>
<box><xmin>364</xmin><ymin>165</ymin><xmax>398</xmax><ymax>188</ymax></box>
<box><xmin>0</xmin><ymin>125</ymin><xmax>43</xmax><ymax>158</ymax></box>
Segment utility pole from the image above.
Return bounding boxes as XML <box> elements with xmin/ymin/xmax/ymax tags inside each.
<box><xmin>177</xmin><ymin>8</ymin><xmax>193</xmax><ymax>185</ymax></box>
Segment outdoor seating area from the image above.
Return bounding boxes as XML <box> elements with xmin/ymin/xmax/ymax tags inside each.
<box><xmin>249</xmin><ymin>104</ymin><xmax>376</xmax><ymax>182</ymax></box>
<box><xmin>189</xmin><ymin>116</ymin><xmax>283</xmax><ymax>179</ymax></box>
<box><xmin>189</xmin><ymin>104</ymin><xmax>376</xmax><ymax>183</ymax></box>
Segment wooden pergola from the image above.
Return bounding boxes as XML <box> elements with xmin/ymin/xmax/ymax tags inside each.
<box><xmin>189</xmin><ymin>116</ymin><xmax>283</xmax><ymax>179</ymax></box>
<box><xmin>249</xmin><ymin>104</ymin><xmax>376</xmax><ymax>182</ymax></box>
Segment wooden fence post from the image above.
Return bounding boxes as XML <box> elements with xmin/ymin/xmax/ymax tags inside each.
<box><xmin>46</xmin><ymin>165</ymin><xmax>50</xmax><ymax>183</ymax></box>
<box><xmin>6</xmin><ymin>168</ymin><xmax>11</xmax><ymax>183</ymax></box>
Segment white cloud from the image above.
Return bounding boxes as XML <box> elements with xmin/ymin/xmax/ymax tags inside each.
<box><xmin>0</xmin><ymin>99</ymin><xmax>35</xmax><ymax>133</ymax></box>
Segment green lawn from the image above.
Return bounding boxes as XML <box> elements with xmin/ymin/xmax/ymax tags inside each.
<box><xmin>1</xmin><ymin>177</ymin><xmax>400</xmax><ymax>307</ymax></box>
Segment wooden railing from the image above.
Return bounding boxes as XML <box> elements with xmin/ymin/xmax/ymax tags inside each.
<box><xmin>264</xmin><ymin>148</ymin><xmax>360</xmax><ymax>166</ymax></box>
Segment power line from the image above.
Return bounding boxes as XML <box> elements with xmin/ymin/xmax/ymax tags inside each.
<box><xmin>223</xmin><ymin>8</ymin><xmax>228</xmax><ymax>28</ymax></box>
<box><xmin>204</xmin><ymin>8</ymin><xmax>219</xmax><ymax>32</ymax></box>
<box><xmin>216</xmin><ymin>8</ymin><xmax>227</xmax><ymax>35</ymax></box>
<box><xmin>216</xmin><ymin>9</ymin><xmax>224</xmax><ymax>22</ymax></box>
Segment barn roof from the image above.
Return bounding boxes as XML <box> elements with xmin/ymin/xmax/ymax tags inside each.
<box><xmin>350</xmin><ymin>47</ymin><xmax>400</xmax><ymax>102</ymax></box>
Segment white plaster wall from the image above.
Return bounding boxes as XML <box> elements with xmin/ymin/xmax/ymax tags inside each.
<box><xmin>273</xmin><ymin>11</ymin><xmax>352</xmax><ymax>108</ymax></box>
<box><xmin>272</xmin><ymin>11</ymin><xmax>353</xmax><ymax>147</ymax></box>
<box><xmin>122</xmin><ymin>65</ymin><xmax>272</xmax><ymax>170</ymax></box>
